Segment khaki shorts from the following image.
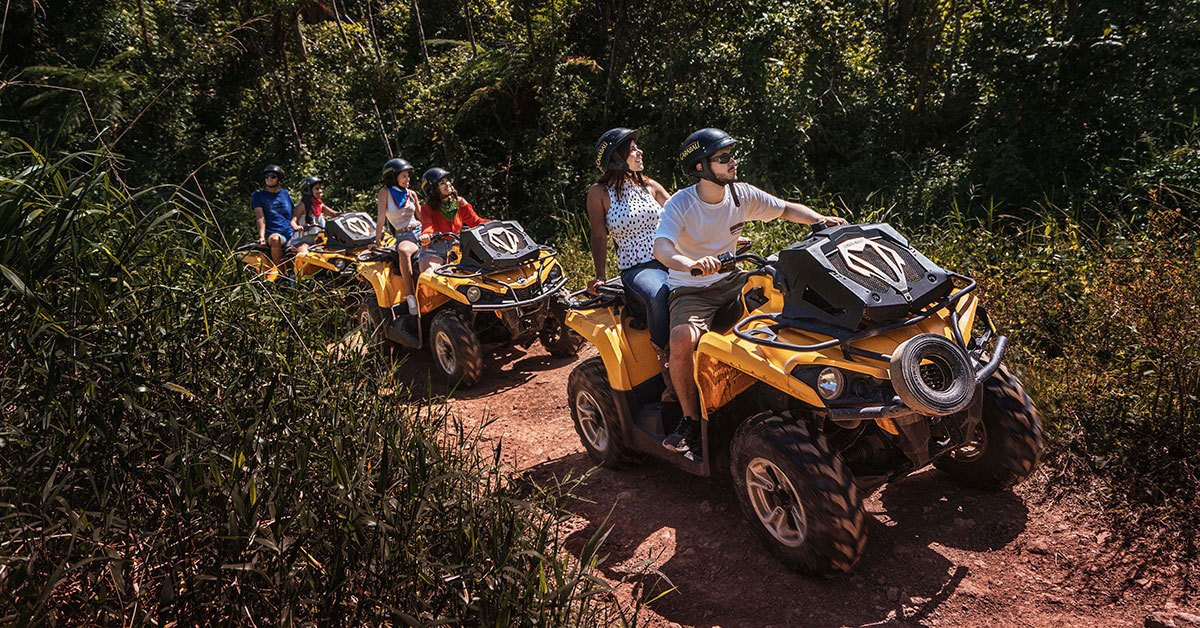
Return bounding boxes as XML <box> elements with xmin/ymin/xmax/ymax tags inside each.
<box><xmin>668</xmin><ymin>272</ymin><xmax>748</xmax><ymax>331</ymax></box>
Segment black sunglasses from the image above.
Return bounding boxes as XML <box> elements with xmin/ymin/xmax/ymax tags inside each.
<box><xmin>709</xmin><ymin>152</ymin><xmax>736</xmax><ymax>165</ymax></box>
<box><xmin>264</xmin><ymin>173</ymin><xmax>280</xmax><ymax>179</ymax></box>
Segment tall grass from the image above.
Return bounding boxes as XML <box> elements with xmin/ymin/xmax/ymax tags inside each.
<box><xmin>0</xmin><ymin>142</ymin><xmax>617</xmax><ymax>623</ymax></box>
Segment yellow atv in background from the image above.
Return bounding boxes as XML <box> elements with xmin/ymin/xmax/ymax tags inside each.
<box><xmin>565</xmin><ymin>222</ymin><xmax>1043</xmax><ymax>575</ymax></box>
<box><xmin>236</xmin><ymin>211</ymin><xmax>382</xmax><ymax>284</ymax></box>
<box><xmin>356</xmin><ymin>220</ymin><xmax>582</xmax><ymax>387</ymax></box>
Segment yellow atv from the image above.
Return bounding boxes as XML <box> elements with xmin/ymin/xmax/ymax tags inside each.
<box><xmin>565</xmin><ymin>222</ymin><xmax>1042</xmax><ymax>575</ymax></box>
<box><xmin>236</xmin><ymin>211</ymin><xmax>382</xmax><ymax>284</ymax></box>
<box><xmin>355</xmin><ymin>220</ymin><xmax>582</xmax><ymax>387</ymax></box>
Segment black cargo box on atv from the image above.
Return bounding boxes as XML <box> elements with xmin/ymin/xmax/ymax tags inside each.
<box><xmin>325</xmin><ymin>212</ymin><xmax>377</xmax><ymax>249</ymax></box>
<box><xmin>457</xmin><ymin>220</ymin><xmax>541</xmax><ymax>270</ymax></box>
<box><xmin>773</xmin><ymin>223</ymin><xmax>954</xmax><ymax>330</ymax></box>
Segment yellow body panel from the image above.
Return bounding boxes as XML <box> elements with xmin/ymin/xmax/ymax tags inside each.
<box><xmin>694</xmin><ymin>277</ymin><xmax>983</xmax><ymax>417</ymax></box>
<box><xmin>565</xmin><ymin>306</ymin><xmax>660</xmax><ymax>391</ymax></box>
<box><xmin>415</xmin><ymin>248</ymin><xmax>563</xmax><ymax>314</ymax></box>
<box><xmin>358</xmin><ymin>259</ymin><xmax>409</xmax><ymax>308</ymax></box>
<box><xmin>357</xmin><ymin>245</ymin><xmax>569</xmax><ymax>318</ymax></box>
<box><xmin>240</xmin><ymin>250</ymin><xmax>283</xmax><ymax>281</ymax></box>
<box><xmin>293</xmin><ymin>250</ymin><xmax>353</xmax><ymax>278</ymax></box>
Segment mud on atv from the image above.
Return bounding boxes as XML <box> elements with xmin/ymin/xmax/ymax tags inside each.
<box><xmin>564</xmin><ymin>222</ymin><xmax>1042</xmax><ymax>576</ymax></box>
<box><xmin>355</xmin><ymin>220</ymin><xmax>583</xmax><ymax>388</ymax></box>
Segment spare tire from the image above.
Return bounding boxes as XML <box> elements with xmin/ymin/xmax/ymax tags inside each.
<box><xmin>888</xmin><ymin>333</ymin><xmax>974</xmax><ymax>416</ymax></box>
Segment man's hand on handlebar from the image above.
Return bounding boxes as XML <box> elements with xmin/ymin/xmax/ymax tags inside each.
<box><xmin>586</xmin><ymin>277</ymin><xmax>606</xmax><ymax>295</ymax></box>
<box><xmin>689</xmin><ymin>256</ymin><xmax>722</xmax><ymax>277</ymax></box>
<box><xmin>419</xmin><ymin>233</ymin><xmax>431</xmax><ymax>245</ymax></box>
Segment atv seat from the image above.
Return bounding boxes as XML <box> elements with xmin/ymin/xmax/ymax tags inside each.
<box><xmin>360</xmin><ymin>246</ymin><xmax>420</xmax><ymax>275</ymax></box>
<box><xmin>617</xmin><ymin>284</ymin><xmax>649</xmax><ymax>331</ymax></box>
<box><xmin>708</xmin><ymin>293</ymin><xmax>746</xmax><ymax>335</ymax></box>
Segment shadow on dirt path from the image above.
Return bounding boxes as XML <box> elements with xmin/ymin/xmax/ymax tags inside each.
<box><xmin>525</xmin><ymin>454</ymin><xmax>1027</xmax><ymax>627</ymax></box>
<box><xmin>384</xmin><ymin>343</ymin><xmax>583</xmax><ymax>401</ymax></box>
<box><xmin>440</xmin><ymin>344</ymin><xmax>1196</xmax><ymax>627</ymax></box>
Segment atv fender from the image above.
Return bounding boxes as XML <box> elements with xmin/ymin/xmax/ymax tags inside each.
<box><xmin>565</xmin><ymin>307</ymin><xmax>659</xmax><ymax>392</ymax></box>
<box><xmin>357</xmin><ymin>259</ymin><xmax>409</xmax><ymax>308</ymax></box>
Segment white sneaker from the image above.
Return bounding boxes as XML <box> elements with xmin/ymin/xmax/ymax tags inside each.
<box><xmin>406</xmin><ymin>294</ymin><xmax>418</xmax><ymax>314</ymax></box>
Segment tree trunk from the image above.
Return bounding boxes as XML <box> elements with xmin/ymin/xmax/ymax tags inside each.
<box><xmin>136</xmin><ymin>0</ymin><xmax>151</xmax><ymax>51</ymax></box>
<box><xmin>412</xmin><ymin>0</ymin><xmax>432</xmax><ymax>77</ymax></box>
<box><xmin>330</xmin><ymin>0</ymin><xmax>350</xmax><ymax>48</ymax></box>
<box><xmin>363</xmin><ymin>0</ymin><xmax>384</xmax><ymax>65</ymax></box>
<box><xmin>462</xmin><ymin>0</ymin><xmax>478</xmax><ymax>57</ymax></box>
<box><xmin>294</xmin><ymin>10</ymin><xmax>308</xmax><ymax>60</ymax></box>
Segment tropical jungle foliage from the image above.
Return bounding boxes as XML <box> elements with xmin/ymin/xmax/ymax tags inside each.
<box><xmin>3</xmin><ymin>0</ymin><xmax>1200</xmax><ymax>619</ymax></box>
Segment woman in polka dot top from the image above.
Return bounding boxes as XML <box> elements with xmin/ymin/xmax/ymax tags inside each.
<box><xmin>585</xmin><ymin>127</ymin><xmax>675</xmax><ymax>401</ymax></box>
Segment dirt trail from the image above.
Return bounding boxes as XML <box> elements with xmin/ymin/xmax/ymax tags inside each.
<box><xmin>399</xmin><ymin>345</ymin><xmax>1198</xmax><ymax>627</ymax></box>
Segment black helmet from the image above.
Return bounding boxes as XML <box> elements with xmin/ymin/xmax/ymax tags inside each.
<box><xmin>421</xmin><ymin>167</ymin><xmax>451</xmax><ymax>197</ymax></box>
<box><xmin>594</xmin><ymin>127</ymin><xmax>639</xmax><ymax>172</ymax></box>
<box><xmin>263</xmin><ymin>164</ymin><xmax>285</xmax><ymax>179</ymax></box>
<box><xmin>678</xmin><ymin>128</ymin><xmax>738</xmax><ymax>180</ymax></box>
<box><xmin>381</xmin><ymin>158</ymin><xmax>414</xmax><ymax>185</ymax></box>
<box><xmin>299</xmin><ymin>176</ymin><xmax>323</xmax><ymax>195</ymax></box>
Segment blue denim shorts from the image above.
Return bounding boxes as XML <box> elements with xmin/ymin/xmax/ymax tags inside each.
<box><xmin>395</xmin><ymin>227</ymin><xmax>421</xmax><ymax>246</ymax></box>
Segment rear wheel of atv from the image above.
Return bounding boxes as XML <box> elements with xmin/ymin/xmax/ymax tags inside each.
<box><xmin>933</xmin><ymin>364</ymin><xmax>1043</xmax><ymax>490</ymax></box>
<box><xmin>567</xmin><ymin>357</ymin><xmax>644</xmax><ymax>468</ymax></box>
<box><xmin>429</xmin><ymin>310</ymin><xmax>483</xmax><ymax>388</ymax></box>
<box><xmin>539</xmin><ymin>317</ymin><xmax>584</xmax><ymax>358</ymax></box>
<box><xmin>731</xmin><ymin>412</ymin><xmax>867</xmax><ymax>575</ymax></box>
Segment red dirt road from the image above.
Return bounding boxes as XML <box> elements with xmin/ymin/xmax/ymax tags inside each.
<box><xmin>400</xmin><ymin>345</ymin><xmax>1198</xmax><ymax>627</ymax></box>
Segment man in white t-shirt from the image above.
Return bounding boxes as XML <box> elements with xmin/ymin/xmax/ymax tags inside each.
<box><xmin>652</xmin><ymin>128</ymin><xmax>847</xmax><ymax>460</ymax></box>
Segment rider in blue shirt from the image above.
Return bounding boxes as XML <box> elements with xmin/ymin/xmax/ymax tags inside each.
<box><xmin>252</xmin><ymin>164</ymin><xmax>295</xmax><ymax>266</ymax></box>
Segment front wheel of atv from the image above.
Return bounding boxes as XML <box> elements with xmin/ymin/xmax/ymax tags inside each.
<box><xmin>539</xmin><ymin>318</ymin><xmax>584</xmax><ymax>358</ymax></box>
<box><xmin>429</xmin><ymin>310</ymin><xmax>484</xmax><ymax>388</ymax></box>
<box><xmin>356</xmin><ymin>291</ymin><xmax>387</xmax><ymax>344</ymax></box>
<box><xmin>933</xmin><ymin>363</ymin><xmax>1043</xmax><ymax>490</ymax></box>
<box><xmin>731</xmin><ymin>412</ymin><xmax>867</xmax><ymax>575</ymax></box>
<box><xmin>567</xmin><ymin>357</ymin><xmax>644</xmax><ymax>468</ymax></box>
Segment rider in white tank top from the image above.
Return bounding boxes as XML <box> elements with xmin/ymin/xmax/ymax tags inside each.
<box><xmin>385</xmin><ymin>186</ymin><xmax>420</xmax><ymax>232</ymax></box>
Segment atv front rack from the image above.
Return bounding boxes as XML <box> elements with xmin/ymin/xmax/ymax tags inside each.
<box><xmin>435</xmin><ymin>246</ymin><xmax>567</xmax><ymax>310</ymax></box>
<box><xmin>733</xmin><ymin>271</ymin><xmax>1004</xmax><ymax>383</ymax></box>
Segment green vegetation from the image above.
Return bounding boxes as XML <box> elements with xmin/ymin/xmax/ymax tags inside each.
<box><xmin>3</xmin><ymin>0</ymin><xmax>1200</xmax><ymax>618</ymax></box>
<box><xmin>0</xmin><ymin>146</ymin><xmax>620</xmax><ymax>622</ymax></box>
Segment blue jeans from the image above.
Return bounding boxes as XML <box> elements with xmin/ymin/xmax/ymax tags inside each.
<box><xmin>620</xmin><ymin>259</ymin><xmax>671</xmax><ymax>349</ymax></box>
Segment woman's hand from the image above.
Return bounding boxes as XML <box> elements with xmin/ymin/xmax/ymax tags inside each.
<box><xmin>586</xmin><ymin>277</ymin><xmax>606</xmax><ymax>295</ymax></box>
<box><xmin>419</xmin><ymin>233</ymin><xmax>432</xmax><ymax>245</ymax></box>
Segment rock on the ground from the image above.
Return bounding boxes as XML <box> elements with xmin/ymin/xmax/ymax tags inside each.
<box><xmin>1146</xmin><ymin>612</ymin><xmax>1178</xmax><ymax>628</ymax></box>
<box><xmin>1026</xmin><ymin>538</ymin><xmax>1051</xmax><ymax>555</ymax></box>
<box><xmin>1174</xmin><ymin>612</ymin><xmax>1200</xmax><ymax>626</ymax></box>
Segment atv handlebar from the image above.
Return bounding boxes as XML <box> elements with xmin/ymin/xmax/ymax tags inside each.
<box><xmin>690</xmin><ymin>252</ymin><xmax>770</xmax><ymax>276</ymax></box>
<box><xmin>357</xmin><ymin>246</ymin><xmax>398</xmax><ymax>262</ymax></box>
<box><xmin>425</xmin><ymin>232</ymin><xmax>459</xmax><ymax>243</ymax></box>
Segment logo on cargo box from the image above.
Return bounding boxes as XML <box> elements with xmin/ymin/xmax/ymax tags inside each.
<box><xmin>341</xmin><ymin>215</ymin><xmax>374</xmax><ymax>237</ymax></box>
<box><xmin>487</xmin><ymin>227</ymin><xmax>522</xmax><ymax>253</ymax></box>
<box><xmin>836</xmin><ymin>237</ymin><xmax>909</xmax><ymax>292</ymax></box>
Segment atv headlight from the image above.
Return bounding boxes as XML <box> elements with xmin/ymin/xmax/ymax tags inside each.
<box><xmin>466</xmin><ymin>286</ymin><xmax>482</xmax><ymax>302</ymax></box>
<box><xmin>817</xmin><ymin>367</ymin><xmax>845</xmax><ymax>400</ymax></box>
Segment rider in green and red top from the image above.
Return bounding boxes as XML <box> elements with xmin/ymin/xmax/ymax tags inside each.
<box><xmin>417</xmin><ymin>168</ymin><xmax>487</xmax><ymax>272</ymax></box>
